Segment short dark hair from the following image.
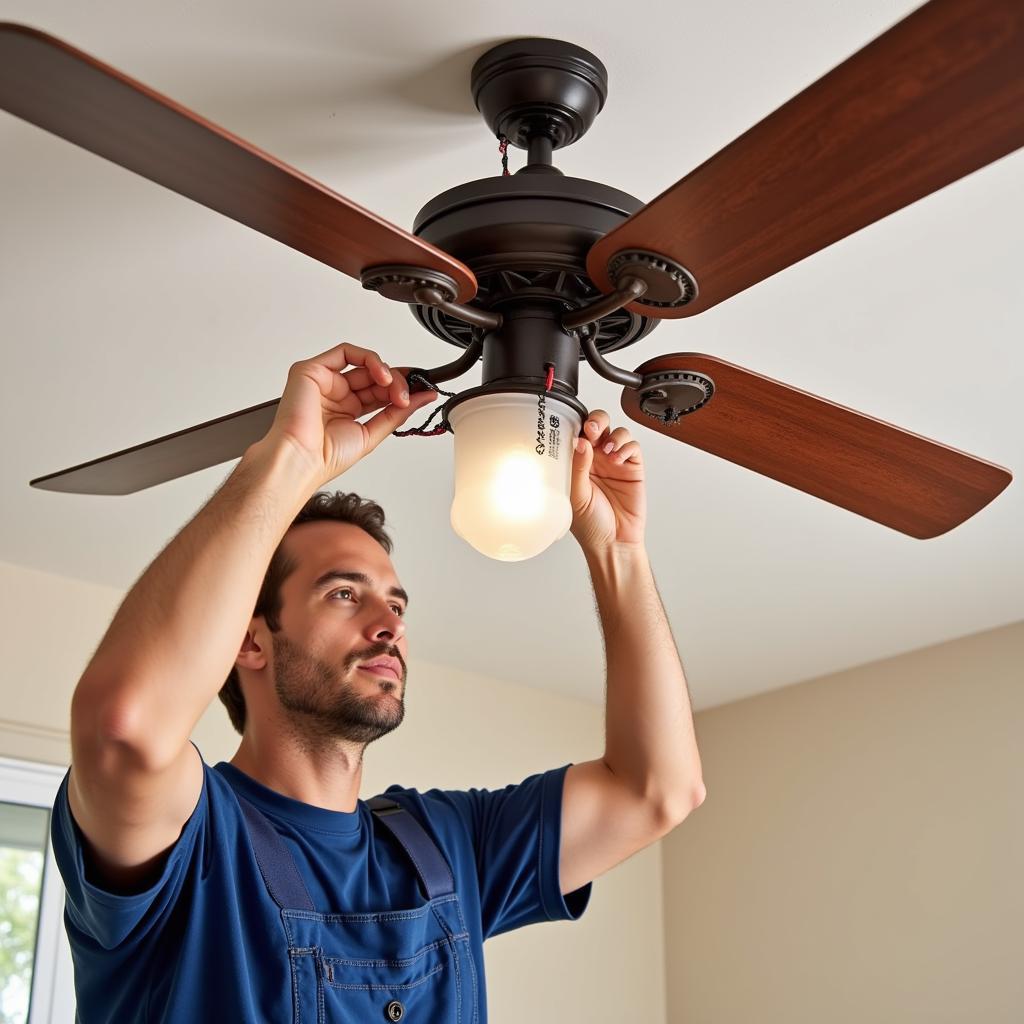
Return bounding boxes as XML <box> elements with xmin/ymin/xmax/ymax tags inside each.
<box><xmin>218</xmin><ymin>491</ymin><xmax>393</xmax><ymax>735</ymax></box>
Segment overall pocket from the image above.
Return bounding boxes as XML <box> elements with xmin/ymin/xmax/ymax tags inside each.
<box><xmin>320</xmin><ymin>936</ymin><xmax>460</xmax><ymax>1022</ymax></box>
<box><xmin>284</xmin><ymin>898</ymin><xmax>471</xmax><ymax>1024</ymax></box>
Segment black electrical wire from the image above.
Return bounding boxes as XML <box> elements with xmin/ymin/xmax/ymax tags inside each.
<box><xmin>391</xmin><ymin>373</ymin><xmax>458</xmax><ymax>437</ymax></box>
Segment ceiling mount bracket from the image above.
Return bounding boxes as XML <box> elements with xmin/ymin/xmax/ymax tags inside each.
<box><xmin>637</xmin><ymin>371</ymin><xmax>715</xmax><ymax>423</ymax></box>
<box><xmin>607</xmin><ymin>251</ymin><xmax>699</xmax><ymax>308</ymax></box>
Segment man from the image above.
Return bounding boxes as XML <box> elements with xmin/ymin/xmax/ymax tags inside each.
<box><xmin>51</xmin><ymin>342</ymin><xmax>705</xmax><ymax>1022</ymax></box>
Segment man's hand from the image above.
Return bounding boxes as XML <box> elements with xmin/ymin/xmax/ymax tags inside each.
<box><xmin>569</xmin><ymin>410</ymin><xmax>647</xmax><ymax>553</ymax></box>
<box><xmin>262</xmin><ymin>342</ymin><xmax>439</xmax><ymax>486</ymax></box>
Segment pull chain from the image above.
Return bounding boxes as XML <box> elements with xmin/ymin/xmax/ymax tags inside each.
<box><xmin>392</xmin><ymin>373</ymin><xmax>457</xmax><ymax>436</ymax></box>
<box><xmin>498</xmin><ymin>135</ymin><xmax>510</xmax><ymax>176</ymax></box>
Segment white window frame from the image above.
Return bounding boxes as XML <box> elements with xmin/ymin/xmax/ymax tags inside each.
<box><xmin>0</xmin><ymin>755</ymin><xmax>77</xmax><ymax>1024</ymax></box>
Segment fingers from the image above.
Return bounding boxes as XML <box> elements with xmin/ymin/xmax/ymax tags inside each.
<box><xmin>362</xmin><ymin>388</ymin><xmax>439</xmax><ymax>450</ymax></box>
<box><xmin>580</xmin><ymin>410</ymin><xmax>622</xmax><ymax>452</ymax></box>
<box><xmin>578</xmin><ymin>410</ymin><xmax>642</xmax><ymax>465</ymax></box>
<box><xmin>351</xmin><ymin>366</ymin><xmax>418</xmax><ymax>412</ymax></box>
<box><xmin>609</xmin><ymin>439</ymin><xmax>642</xmax><ymax>465</ymax></box>
<box><xmin>293</xmin><ymin>345</ymin><xmax>420</xmax><ymax>411</ymax></box>
<box><xmin>305</xmin><ymin>341</ymin><xmax>392</xmax><ymax>382</ymax></box>
<box><xmin>581</xmin><ymin>410</ymin><xmax>611</xmax><ymax>444</ymax></box>
<box><xmin>379</xmin><ymin>365</ymin><xmax>411</xmax><ymax>408</ymax></box>
<box><xmin>292</xmin><ymin>343</ymin><xmax>395</xmax><ymax>404</ymax></box>
<box><xmin>570</xmin><ymin>421</ymin><xmax>595</xmax><ymax>506</ymax></box>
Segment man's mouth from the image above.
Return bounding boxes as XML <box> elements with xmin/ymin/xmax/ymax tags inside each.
<box><xmin>357</xmin><ymin>665</ymin><xmax>400</xmax><ymax>681</ymax></box>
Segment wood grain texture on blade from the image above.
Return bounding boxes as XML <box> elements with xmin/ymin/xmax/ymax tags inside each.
<box><xmin>30</xmin><ymin>400</ymin><xmax>280</xmax><ymax>495</ymax></box>
<box><xmin>623</xmin><ymin>354</ymin><xmax>1012</xmax><ymax>537</ymax></box>
<box><xmin>0</xmin><ymin>24</ymin><xmax>476</xmax><ymax>301</ymax></box>
<box><xmin>589</xmin><ymin>0</ymin><xmax>1024</xmax><ymax>318</ymax></box>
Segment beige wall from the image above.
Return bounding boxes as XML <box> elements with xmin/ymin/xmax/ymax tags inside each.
<box><xmin>663</xmin><ymin>620</ymin><xmax>1024</xmax><ymax>1023</ymax></box>
<box><xmin>0</xmin><ymin>557</ymin><xmax>666</xmax><ymax>1024</ymax></box>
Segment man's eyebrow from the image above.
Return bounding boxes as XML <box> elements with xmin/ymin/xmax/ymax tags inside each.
<box><xmin>311</xmin><ymin>570</ymin><xmax>409</xmax><ymax>607</ymax></box>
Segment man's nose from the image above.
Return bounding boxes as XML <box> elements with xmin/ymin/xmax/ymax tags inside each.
<box><xmin>367</xmin><ymin>609</ymin><xmax>405</xmax><ymax>645</ymax></box>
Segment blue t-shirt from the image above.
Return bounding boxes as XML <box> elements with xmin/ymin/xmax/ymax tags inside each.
<box><xmin>51</xmin><ymin>746</ymin><xmax>592</xmax><ymax>1023</ymax></box>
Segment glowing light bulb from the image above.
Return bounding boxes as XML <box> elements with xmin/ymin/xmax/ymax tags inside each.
<box><xmin>489</xmin><ymin>450</ymin><xmax>546</xmax><ymax>521</ymax></box>
<box><xmin>449</xmin><ymin>392</ymin><xmax>582</xmax><ymax>562</ymax></box>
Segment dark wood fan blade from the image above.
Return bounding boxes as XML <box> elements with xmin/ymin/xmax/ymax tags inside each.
<box><xmin>0</xmin><ymin>23</ymin><xmax>476</xmax><ymax>300</ymax></box>
<box><xmin>589</xmin><ymin>0</ymin><xmax>1024</xmax><ymax>318</ymax></box>
<box><xmin>623</xmin><ymin>354</ymin><xmax>1011</xmax><ymax>538</ymax></box>
<box><xmin>30</xmin><ymin>400</ymin><xmax>280</xmax><ymax>495</ymax></box>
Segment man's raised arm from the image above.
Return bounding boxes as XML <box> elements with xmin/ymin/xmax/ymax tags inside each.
<box><xmin>67</xmin><ymin>344</ymin><xmax>436</xmax><ymax>889</ymax></box>
<box><xmin>559</xmin><ymin>408</ymin><xmax>705</xmax><ymax>896</ymax></box>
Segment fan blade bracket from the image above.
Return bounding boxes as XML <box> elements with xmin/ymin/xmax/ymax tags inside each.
<box><xmin>361</xmin><ymin>265</ymin><xmax>459</xmax><ymax>304</ymax></box>
<box><xmin>412</xmin><ymin>288</ymin><xmax>502</xmax><ymax>332</ymax></box>
<box><xmin>603</xmin><ymin>250</ymin><xmax>699</xmax><ymax>311</ymax></box>
<box><xmin>361</xmin><ymin>264</ymin><xmax>502</xmax><ymax>332</ymax></box>
<box><xmin>562</xmin><ymin>274</ymin><xmax>649</xmax><ymax>331</ymax></box>
<box><xmin>636</xmin><ymin>370</ymin><xmax>716</xmax><ymax>422</ymax></box>
<box><xmin>398</xmin><ymin>333</ymin><xmax>485</xmax><ymax>395</ymax></box>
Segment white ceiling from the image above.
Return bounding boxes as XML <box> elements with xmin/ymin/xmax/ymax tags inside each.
<box><xmin>2</xmin><ymin>0</ymin><xmax>1021</xmax><ymax>711</ymax></box>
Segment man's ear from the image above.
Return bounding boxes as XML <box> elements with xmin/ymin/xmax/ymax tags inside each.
<box><xmin>235</xmin><ymin>619</ymin><xmax>269</xmax><ymax>671</ymax></box>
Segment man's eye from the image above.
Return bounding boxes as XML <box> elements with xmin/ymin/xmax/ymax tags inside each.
<box><xmin>330</xmin><ymin>589</ymin><xmax>404</xmax><ymax>617</ymax></box>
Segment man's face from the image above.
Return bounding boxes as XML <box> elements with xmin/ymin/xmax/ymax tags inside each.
<box><xmin>268</xmin><ymin>520</ymin><xmax>410</xmax><ymax>746</ymax></box>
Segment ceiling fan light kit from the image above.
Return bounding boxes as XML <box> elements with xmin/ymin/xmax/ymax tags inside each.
<box><xmin>3</xmin><ymin>0</ymin><xmax>1019</xmax><ymax>558</ymax></box>
<box><xmin>448</xmin><ymin>392</ymin><xmax>584</xmax><ymax>562</ymax></box>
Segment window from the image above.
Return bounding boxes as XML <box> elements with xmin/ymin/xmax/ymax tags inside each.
<box><xmin>0</xmin><ymin>758</ymin><xmax>76</xmax><ymax>1023</ymax></box>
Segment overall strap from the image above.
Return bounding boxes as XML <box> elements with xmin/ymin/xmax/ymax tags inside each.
<box><xmin>235</xmin><ymin>794</ymin><xmax>315</xmax><ymax>911</ymax></box>
<box><xmin>366</xmin><ymin>796</ymin><xmax>455</xmax><ymax>899</ymax></box>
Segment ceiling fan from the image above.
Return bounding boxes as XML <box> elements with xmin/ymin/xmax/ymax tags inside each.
<box><xmin>2</xmin><ymin>0</ymin><xmax>1020</xmax><ymax>542</ymax></box>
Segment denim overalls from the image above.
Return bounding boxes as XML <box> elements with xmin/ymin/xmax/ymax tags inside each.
<box><xmin>235</xmin><ymin>792</ymin><xmax>480</xmax><ymax>1024</ymax></box>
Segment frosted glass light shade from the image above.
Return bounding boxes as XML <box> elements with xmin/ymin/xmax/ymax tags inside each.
<box><xmin>448</xmin><ymin>391</ymin><xmax>583</xmax><ymax>562</ymax></box>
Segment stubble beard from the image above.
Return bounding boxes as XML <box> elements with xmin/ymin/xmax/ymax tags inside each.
<box><xmin>272</xmin><ymin>634</ymin><xmax>405</xmax><ymax>747</ymax></box>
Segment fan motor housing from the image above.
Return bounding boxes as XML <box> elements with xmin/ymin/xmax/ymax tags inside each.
<box><xmin>411</xmin><ymin>173</ymin><xmax>659</xmax><ymax>355</ymax></box>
